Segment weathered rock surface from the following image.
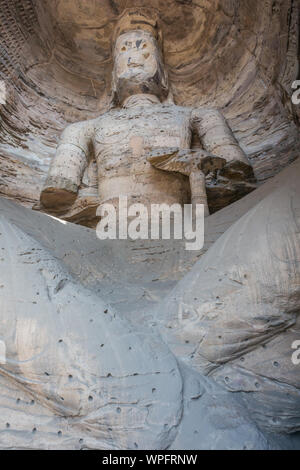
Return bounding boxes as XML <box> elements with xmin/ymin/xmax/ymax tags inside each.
<box><xmin>0</xmin><ymin>159</ymin><xmax>299</xmax><ymax>449</ymax></box>
<box><xmin>159</xmin><ymin>157</ymin><xmax>300</xmax><ymax>434</ymax></box>
<box><xmin>0</xmin><ymin>0</ymin><xmax>300</xmax><ymax>450</ymax></box>
<box><xmin>0</xmin><ymin>151</ymin><xmax>43</xmax><ymax>206</ymax></box>
<box><xmin>0</xmin><ymin>1</ymin><xmax>299</xmax><ymax>224</ymax></box>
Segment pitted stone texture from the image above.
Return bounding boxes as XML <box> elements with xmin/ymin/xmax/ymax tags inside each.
<box><xmin>40</xmin><ymin>99</ymin><xmax>253</xmax><ymax>218</ymax></box>
<box><xmin>0</xmin><ymin>214</ymin><xmax>183</xmax><ymax>450</ymax></box>
<box><xmin>2</xmin><ymin>163</ymin><xmax>300</xmax><ymax>449</ymax></box>
<box><xmin>0</xmin><ymin>1</ymin><xmax>299</xmax><ymax>224</ymax></box>
<box><xmin>158</xmin><ymin>158</ymin><xmax>300</xmax><ymax>434</ymax></box>
<box><xmin>37</xmin><ymin>11</ymin><xmax>254</xmax><ymax>221</ymax></box>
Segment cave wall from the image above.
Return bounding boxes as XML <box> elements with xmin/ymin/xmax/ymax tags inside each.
<box><xmin>0</xmin><ymin>0</ymin><xmax>299</xmax><ymax>209</ymax></box>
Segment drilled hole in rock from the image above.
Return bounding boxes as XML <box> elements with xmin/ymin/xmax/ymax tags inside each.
<box><xmin>68</xmin><ymin>375</ymin><xmax>73</xmax><ymax>380</ymax></box>
<box><xmin>116</xmin><ymin>407</ymin><xmax>121</xmax><ymax>414</ymax></box>
<box><xmin>6</xmin><ymin>423</ymin><xmax>10</xmax><ymax>428</ymax></box>
<box><xmin>16</xmin><ymin>398</ymin><xmax>21</xmax><ymax>404</ymax></box>
<box><xmin>32</xmin><ymin>428</ymin><xmax>37</xmax><ymax>433</ymax></box>
<box><xmin>88</xmin><ymin>396</ymin><xmax>93</xmax><ymax>401</ymax></box>
<box><xmin>224</xmin><ymin>377</ymin><xmax>230</xmax><ymax>383</ymax></box>
<box><xmin>58</xmin><ymin>431</ymin><xmax>62</xmax><ymax>437</ymax></box>
<box><xmin>273</xmin><ymin>361</ymin><xmax>279</xmax><ymax>367</ymax></box>
<box><xmin>255</xmin><ymin>382</ymin><xmax>260</xmax><ymax>389</ymax></box>
<box><xmin>152</xmin><ymin>388</ymin><xmax>156</xmax><ymax>393</ymax></box>
<box><xmin>30</xmin><ymin>400</ymin><xmax>35</xmax><ymax>405</ymax></box>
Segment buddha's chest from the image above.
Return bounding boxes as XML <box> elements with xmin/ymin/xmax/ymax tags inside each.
<box><xmin>93</xmin><ymin>106</ymin><xmax>192</xmax><ymax>161</ymax></box>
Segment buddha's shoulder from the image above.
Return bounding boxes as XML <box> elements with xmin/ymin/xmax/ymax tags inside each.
<box><xmin>97</xmin><ymin>103</ymin><xmax>192</xmax><ymax>116</ymax></box>
<box><xmin>62</xmin><ymin>117</ymin><xmax>98</xmax><ymax>138</ymax></box>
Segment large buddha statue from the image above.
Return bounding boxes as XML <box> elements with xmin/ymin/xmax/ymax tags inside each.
<box><xmin>1</xmin><ymin>7</ymin><xmax>299</xmax><ymax>451</ymax></box>
<box><xmin>39</xmin><ymin>8</ymin><xmax>255</xmax><ymax>220</ymax></box>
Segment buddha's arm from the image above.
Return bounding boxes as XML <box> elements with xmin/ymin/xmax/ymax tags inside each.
<box><xmin>40</xmin><ymin>120</ymin><xmax>95</xmax><ymax>210</ymax></box>
<box><xmin>191</xmin><ymin>107</ymin><xmax>249</xmax><ymax>164</ymax></box>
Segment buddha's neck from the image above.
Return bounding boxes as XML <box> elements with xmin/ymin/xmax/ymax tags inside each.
<box><xmin>122</xmin><ymin>94</ymin><xmax>161</xmax><ymax>109</ymax></box>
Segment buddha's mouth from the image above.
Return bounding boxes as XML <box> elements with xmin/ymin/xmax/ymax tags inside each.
<box><xmin>128</xmin><ymin>63</ymin><xmax>144</xmax><ymax>68</ymax></box>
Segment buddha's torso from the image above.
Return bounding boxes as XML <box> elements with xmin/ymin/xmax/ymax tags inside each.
<box><xmin>92</xmin><ymin>104</ymin><xmax>192</xmax><ymax>207</ymax></box>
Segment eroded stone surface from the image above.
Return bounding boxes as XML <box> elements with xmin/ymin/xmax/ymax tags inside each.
<box><xmin>38</xmin><ymin>8</ymin><xmax>255</xmax><ymax>222</ymax></box>
<box><xmin>0</xmin><ymin>1</ymin><xmax>299</xmax><ymax>224</ymax></box>
<box><xmin>0</xmin><ymin>160</ymin><xmax>300</xmax><ymax>449</ymax></box>
<box><xmin>159</xmin><ymin>158</ymin><xmax>300</xmax><ymax>434</ymax></box>
<box><xmin>0</xmin><ymin>1</ymin><xmax>300</xmax><ymax>450</ymax></box>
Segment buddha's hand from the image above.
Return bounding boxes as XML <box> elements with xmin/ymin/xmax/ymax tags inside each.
<box><xmin>146</xmin><ymin>147</ymin><xmax>226</xmax><ymax>177</ymax></box>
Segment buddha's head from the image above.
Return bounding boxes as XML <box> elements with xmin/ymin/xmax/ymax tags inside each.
<box><xmin>112</xmin><ymin>8</ymin><xmax>169</xmax><ymax>105</ymax></box>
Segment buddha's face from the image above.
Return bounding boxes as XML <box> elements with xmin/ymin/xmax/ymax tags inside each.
<box><xmin>113</xmin><ymin>30</ymin><xmax>167</xmax><ymax>103</ymax></box>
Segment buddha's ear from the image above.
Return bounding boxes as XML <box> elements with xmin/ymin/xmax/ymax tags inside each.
<box><xmin>110</xmin><ymin>70</ymin><xmax>120</xmax><ymax>106</ymax></box>
<box><xmin>160</xmin><ymin>64</ymin><xmax>169</xmax><ymax>98</ymax></box>
<box><xmin>163</xmin><ymin>88</ymin><xmax>175</xmax><ymax>105</ymax></box>
<box><xmin>99</xmin><ymin>65</ymin><xmax>119</xmax><ymax>110</ymax></box>
<box><xmin>164</xmin><ymin>73</ymin><xmax>169</xmax><ymax>94</ymax></box>
<box><xmin>157</xmin><ymin>27</ymin><xmax>163</xmax><ymax>54</ymax></box>
<box><xmin>157</xmin><ymin>44</ymin><xmax>169</xmax><ymax>98</ymax></box>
